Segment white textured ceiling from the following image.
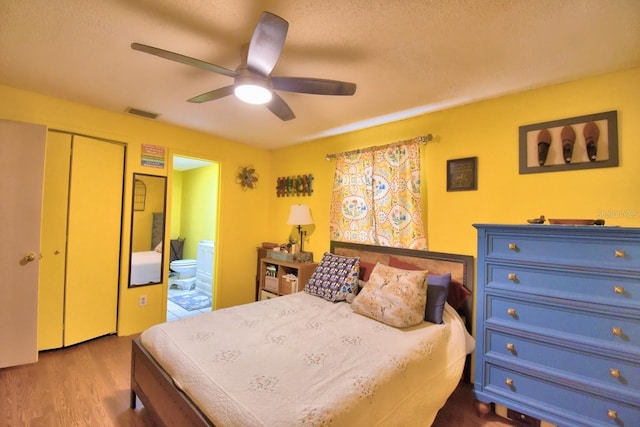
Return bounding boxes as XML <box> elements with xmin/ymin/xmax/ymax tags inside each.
<box><xmin>1</xmin><ymin>0</ymin><xmax>639</xmax><ymax>149</ymax></box>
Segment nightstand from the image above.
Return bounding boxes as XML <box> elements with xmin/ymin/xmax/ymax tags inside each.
<box><xmin>258</xmin><ymin>258</ymin><xmax>318</xmax><ymax>299</ymax></box>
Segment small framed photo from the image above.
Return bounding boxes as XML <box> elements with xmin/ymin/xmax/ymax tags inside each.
<box><xmin>447</xmin><ymin>157</ymin><xmax>477</xmax><ymax>192</ymax></box>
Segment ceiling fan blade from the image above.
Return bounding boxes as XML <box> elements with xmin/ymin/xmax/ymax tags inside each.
<box><xmin>131</xmin><ymin>43</ymin><xmax>237</xmax><ymax>78</ymax></box>
<box><xmin>272</xmin><ymin>77</ymin><xmax>356</xmax><ymax>96</ymax></box>
<box><xmin>187</xmin><ymin>85</ymin><xmax>235</xmax><ymax>103</ymax></box>
<box><xmin>266</xmin><ymin>92</ymin><xmax>295</xmax><ymax>121</ymax></box>
<box><xmin>246</xmin><ymin>12</ymin><xmax>288</xmax><ymax>76</ymax></box>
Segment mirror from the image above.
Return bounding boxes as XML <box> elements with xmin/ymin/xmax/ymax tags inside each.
<box><xmin>129</xmin><ymin>173</ymin><xmax>167</xmax><ymax>287</ymax></box>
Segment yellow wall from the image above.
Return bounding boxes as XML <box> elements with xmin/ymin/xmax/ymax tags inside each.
<box><xmin>0</xmin><ymin>83</ymin><xmax>271</xmax><ymax>337</ymax></box>
<box><xmin>170</xmin><ymin>170</ymin><xmax>183</xmax><ymax>238</ymax></box>
<box><xmin>179</xmin><ymin>164</ymin><xmax>219</xmax><ymax>260</ymax></box>
<box><xmin>3</xmin><ymin>66</ymin><xmax>639</xmax><ymax>339</ymax></box>
<box><xmin>270</xmin><ymin>67</ymin><xmax>640</xmax><ymax>263</ymax></box>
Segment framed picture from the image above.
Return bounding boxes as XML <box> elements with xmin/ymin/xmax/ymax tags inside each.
<box><xmin>447</xmin><ymin>157</ymin><xmax>477</xmax><ymax>192</ymax></box>
<box><xmin>519</xmin><ymin>110</ymin><xmax>618</xmax><ymax>174</ymax></box>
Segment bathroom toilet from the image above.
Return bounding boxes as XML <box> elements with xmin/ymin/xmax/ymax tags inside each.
<box><xmin>169</xmin><ymin>259</ymin><xmax>197</xmax><ymax>290</ymax></box>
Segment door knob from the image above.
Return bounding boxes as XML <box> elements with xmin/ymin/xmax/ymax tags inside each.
<box><xmin>23</xmin><ymin>252</ymin><xmax>36</xmax><ymax>262</ymax></box>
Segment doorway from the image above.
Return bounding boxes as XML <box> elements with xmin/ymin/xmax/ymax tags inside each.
<box><xmin>167</xmin><ymin>155</ymin><xmax>220</xmax><ymax>321</ymax></box>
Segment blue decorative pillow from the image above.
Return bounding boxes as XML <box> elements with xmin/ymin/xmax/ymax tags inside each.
<box><xmin>304</xmin><ymin>252</ymin><xmax>360</xmax><ymax>302</ymax></box>
<box><xmin>426</xmin><ymin>273</ymin><xmax>451</xmax><ymax>324</ymax></box>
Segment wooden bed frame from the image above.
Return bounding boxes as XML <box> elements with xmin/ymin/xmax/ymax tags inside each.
<box><xmin>130</xmin><ymin>241</ymin><xmax>474</xmax><ymax>426</ymax></box>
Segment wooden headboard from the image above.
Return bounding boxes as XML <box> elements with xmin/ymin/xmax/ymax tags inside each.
<box><xmin>330</xmin><ymin>240</ymin><xmax>474</xmax><ymax>332</ymax></box>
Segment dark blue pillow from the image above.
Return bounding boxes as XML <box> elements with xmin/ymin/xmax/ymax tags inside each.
<box><xmin>425</xmin><ymin>273</ymin><xmax>451</xmax><ymax>324</ymax></box>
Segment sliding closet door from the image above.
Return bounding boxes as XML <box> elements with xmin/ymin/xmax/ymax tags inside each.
<box><xmin>64</xmin><ymin>136</ymin><xmax>124</xmax><ymax>346</ymax></box>
<box><xmin>0</xmin><ymin>120</ymin><xmax>45</xmax><ymax>368</ymax></box>
<box><xmin>38</xmin><ymin>131</ymin><xmax>71</xmax><ymax>350</ymax></box>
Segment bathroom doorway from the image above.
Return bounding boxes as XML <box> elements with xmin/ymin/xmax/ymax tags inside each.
<box><xmin>167</xmin><ymin>155</ymin><xmax>220</xmax><ymax>321</ymax></box>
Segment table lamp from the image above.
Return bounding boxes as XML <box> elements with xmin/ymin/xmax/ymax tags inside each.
<box><xmin>287</xmin><ymin>204</ymin><xmax>313</xmax><ymax>253</ymax></box>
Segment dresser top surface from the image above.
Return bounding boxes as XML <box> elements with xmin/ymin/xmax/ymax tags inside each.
<box><xmin>473</xmin><ymin>223</ymin><xmax>640</xmax><ymax>234</ymax></box>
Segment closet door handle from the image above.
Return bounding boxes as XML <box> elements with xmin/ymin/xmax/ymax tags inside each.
<box><xmin>23</xmin><ymin>252</ymin><xmax>36</xmax><ymax>263</ymax></box>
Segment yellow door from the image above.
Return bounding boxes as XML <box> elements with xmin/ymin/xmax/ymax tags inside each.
<box><xmin>38</xmin><ymin>131</ymin><xmax>71</xmax><ymax>350</ymax></box>
<box><xmin>63</xmin><ymin>135</ymin><xmax>124</xmax><ymax>346</ymax></box>
<box><xmin>0</xmin><ymin>119</ymin><xmax>46</xmax><ymax>368</ymax></box>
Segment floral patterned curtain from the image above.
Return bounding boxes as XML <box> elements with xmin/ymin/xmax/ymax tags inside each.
<box><xmin>329</xmin><ymin>140</ymin><xmax>427</xmax><ymax>249</ymax></box>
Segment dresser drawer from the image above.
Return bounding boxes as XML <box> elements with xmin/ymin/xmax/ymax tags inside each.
<box><xmin>484</xmin><ymin>364</ymin><xmax>640</xmax><ymax>427</ymax></box>
<box><xmin>485</xmin><ymin>232</ymin><xmax>640</xmax><ymax>271</ymax></box>
<box><xmin>486</xmin><ymin>330</ymin><xmax>640</xmax><ymax>396</ymax></box>
<box><xmin>487</xmin><ymin>263</ymin><xmax>640</xmax><ymax>307</ymax></box>
<box><xmin>487</xmin><ymin>296</ymin><xmax>640</xmax><ymax>350</ymax></box>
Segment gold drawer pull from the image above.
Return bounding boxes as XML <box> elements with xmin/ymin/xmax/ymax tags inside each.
<box><xmin>614</xmin><ymin>249</ymin><xmax>625</xmax><ymax>258</ymax></box>
<box><xmin>506</xmin><ymin>343</ymin><xmax>515</xmax><ymax>352</ymax></box>
<box><xmin>612</xmin><ymin>327</ymin><xmax>623</xmax><ymax>336</ymax></box>
<box><xmin>508</xmin><ymin>273</ymin><xmax>517</xmax><ymax>281</ymax></box>
<box><xmin>614</xmin><ymin>285</ymin><xmax>625</xmax><ymax>294</ymax></box>
<box><xmin>505</xmin><ymin>378</ymin><xmax>513</xmax><ymax>387</ymax></box>
<box><xmin>607</xmin><ymin>409</ymin><xmax>617</xmax><ymax>420</ymax></box>
<box><xmin>508</xmin><ymin>243</ymin><xmax>518</xmax><ymax>251</ymax></box>
<box><xmin>507</xmin><ymin>308</ymin><xmax>517</xmax><ymax>317</ymax></box>
<box><xmin>610</xmin><ymin>368</ymin><xmax>620</xmax><ymax>378</ymax></box>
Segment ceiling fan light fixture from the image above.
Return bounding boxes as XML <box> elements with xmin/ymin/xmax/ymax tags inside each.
<box><xmin>234</xmin><ymin>84</ymin><xmax>272</xmax><ymax>105</ymax></box>
<box><xmin>132</xmin><ymin>11</ymin><xmax>356</xmax><ymax>120</ymax></box>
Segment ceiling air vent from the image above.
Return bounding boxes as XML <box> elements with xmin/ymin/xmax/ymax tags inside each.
<box><xmin>127</xmin><ymin>107</ymin><xmax>159</xmax><ymax>119</ymax></box>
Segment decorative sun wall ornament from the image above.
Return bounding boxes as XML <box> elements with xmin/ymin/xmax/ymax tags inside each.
<box><xmin>236</xmin><ymin>166</ymin><xmax>259</xmax><ymax>190</ymax></box>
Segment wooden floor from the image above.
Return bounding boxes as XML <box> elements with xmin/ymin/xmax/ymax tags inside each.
<box><xmin>0</xmin><ymin>334</ymin><xmax>515</xmax><ymax>426</ymax></box>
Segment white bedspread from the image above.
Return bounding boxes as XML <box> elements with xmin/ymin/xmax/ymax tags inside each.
<box><xmin>140</xmin><ymin>291</ymin><xmax>474</xmax><ymax>426</ymax></box>
<box><xmin>130</xmin><ymin>251</ymin><xmax>161</xmax><ymax>285</ymax></box>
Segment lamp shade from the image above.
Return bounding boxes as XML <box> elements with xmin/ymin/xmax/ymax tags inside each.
<box><xmin>234</xmin><ymin>71</ymin><xmax>273</xmax><ymax>105</ymax></box>
<box><xmin>234</xmin><ymin>84</ymin><xmax>272</xmax><ymax>105</ymax></box>
<box><xmin>287</xmin><ymin>204</ymin><xmax>313</xmax><ymax>225</ymax></box>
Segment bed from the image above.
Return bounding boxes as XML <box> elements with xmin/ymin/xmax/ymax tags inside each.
<box><xmin>130</xmin><ymin>241</ymin><xmax>475</xmax><ymax>426</ymax></box>
<box><xmin>130</xmin><ymin>250</ymin><xmax>162</xmax><ymax>285</ymax></box>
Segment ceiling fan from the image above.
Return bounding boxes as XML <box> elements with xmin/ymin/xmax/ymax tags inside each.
<box><xmin>131</xmin><ymin>11</ymin><xmax>357</xmax><ymax>121</ymax></box>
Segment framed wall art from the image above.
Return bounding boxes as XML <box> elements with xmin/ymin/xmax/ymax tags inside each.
<box><xmin>519</xmin><ymin>110</ymin><xmax>618</xmax><ymax>174</ymax></box>
<box><xmin>447</xmin><ymin>157</ymin><xmax>477</xmax><ymax>192</ymax></box>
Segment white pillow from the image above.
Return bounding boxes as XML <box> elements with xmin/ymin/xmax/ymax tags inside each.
<box><xmin>351</xmin><ymin>263</ymin><xmax>428</xmax><ymax>328</ymax></box>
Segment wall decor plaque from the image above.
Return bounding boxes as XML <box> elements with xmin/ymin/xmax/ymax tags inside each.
<box><xmin>447</xmin><ymin>157</ymin><xmax>477</xmax><ymax>192</ymax></box>
<box><xmin>276</xmin><ymin>174</ymin><xmax>314</xmax><ymax>197</ymax></box>
<box><xmin>519</xmin><ymin>110</ymin><xmax>618</xmax><ymax>174</ymax></box>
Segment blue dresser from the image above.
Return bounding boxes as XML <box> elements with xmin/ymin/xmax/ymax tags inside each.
<box><xmin>474</xmin><ymin>224</ymin><xmax>640</xmax><ymax>427</ymax></box>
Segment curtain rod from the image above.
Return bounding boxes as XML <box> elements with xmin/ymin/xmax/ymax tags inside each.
<box><xmin>325</xmin><ymin>134</ymin><xmax>432</xmax><ymax>160</ymax></box>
